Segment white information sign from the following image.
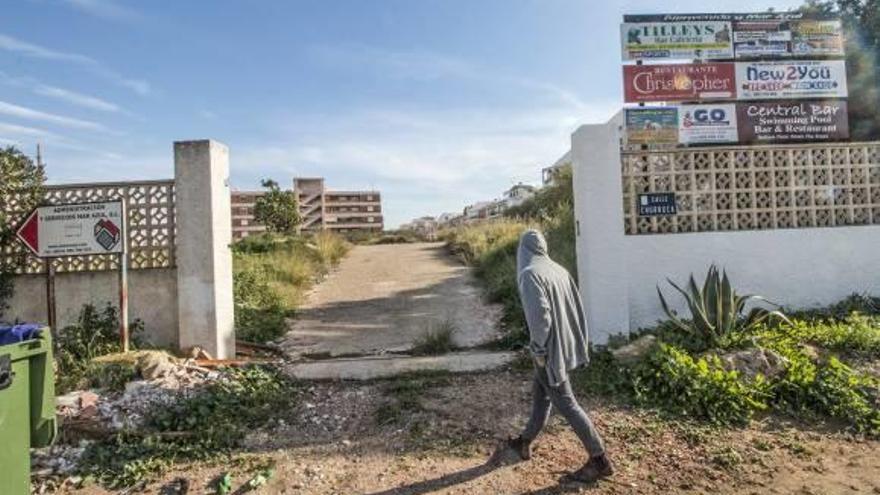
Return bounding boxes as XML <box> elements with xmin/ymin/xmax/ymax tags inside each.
<box><xmin>678</xmin><ymin>104</ymin><xmax>739</xmax><ymax>144</ymax></box>
<box><xmin>16</xmin><ymin>201</ymin><xmax>125</xmax><ymax>258</ymax></box>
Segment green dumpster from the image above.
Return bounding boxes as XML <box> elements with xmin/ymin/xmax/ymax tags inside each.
<box><xmin>0</xmin><ymin>327</ymin><xmax>57</xmax><ymax>495</ymax></box>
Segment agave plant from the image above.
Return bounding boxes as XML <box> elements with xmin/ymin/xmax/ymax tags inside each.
<box><xmin>657</xmin><ymin>265</ymin><xmax>790</xmax><ymax>347</ymax></box>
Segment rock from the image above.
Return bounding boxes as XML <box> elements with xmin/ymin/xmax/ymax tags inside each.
<box><xmin>719</xmin><ymin>348</ymin><xmax>787</xmax><ymax>380</ymax></box>
<box><xmin>137</xmin><ymin>352</ymin><xmax>176</xmax><ymax>380</ymax></box>
<box><xmin>55</xmin><ymin>392</ymin><xmax>80</xmax><ymax>410</ymax></box>
<box><xmin>79</xmin><ymin>390</ymin><xmax>100</xmax><ymax>409</ymax></box>
<box><xmin>611</xmin><ymin>335</ymin><xmax>658</xmax><ymax>364</ymax></box>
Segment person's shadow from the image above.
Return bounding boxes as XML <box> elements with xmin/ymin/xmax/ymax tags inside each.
<box><xmin>364</xmin><ymin>460</ymin><xmax>500</xmax><ymax>495</ymax></box>
<box><xmin>363</xmin><ymin>444</ymin><xmax>594</xmax><ymax>495</ymax></box>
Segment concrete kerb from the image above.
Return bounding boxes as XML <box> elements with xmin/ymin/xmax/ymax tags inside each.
<box><xmin>285</xmin><ymin>351</ymin><xmax>518</xmax><ymax>380</ymax></box>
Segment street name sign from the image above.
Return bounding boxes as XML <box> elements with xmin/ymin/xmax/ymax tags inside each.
<box><xmin>16</xmin><ymin>201</ymin><xmax>125</xmax><ymax>258</ymax></box>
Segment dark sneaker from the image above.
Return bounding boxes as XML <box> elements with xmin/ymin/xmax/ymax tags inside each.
<box><xmin>564</xmin><ymin>454</ymin><xmax>614</xmax><ymax>483</ymax></box>
<box><xmin>489</xmin><ymin>436</ymin><xmax>532</xmax><ymax>465</ymax></box>
<box><xmin>507</xmin><ymin>436</ymin><xmax>533</xmax><ymax>461</ymax></box>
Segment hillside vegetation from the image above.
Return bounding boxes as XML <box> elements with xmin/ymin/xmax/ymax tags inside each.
<box><xmin>441</xmin><ymin>166</ymin><xmax>575</xmax><ymax>347</ymax></box>
<box><xmin>232</xmin><ymin>231</ymin><xmax>350</xmax><ymax>343</ymax></box>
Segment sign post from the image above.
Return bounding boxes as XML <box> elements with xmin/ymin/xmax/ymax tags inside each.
<box><xmin>15</xmin><ymin>201</ymin><xmax>129</xmax><ymax>350</ymax></box>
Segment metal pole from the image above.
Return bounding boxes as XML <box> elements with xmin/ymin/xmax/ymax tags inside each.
<box><xmin>118</xmin><ymin>201</ymin><xmax>130</xmax><ymax>352</ymax></box>
<box><xmin>46</xmin><ymin>262</ymin><xmax>56</xmax><ymax>338</ymax></box>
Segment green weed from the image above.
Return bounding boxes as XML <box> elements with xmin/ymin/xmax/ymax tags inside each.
<box><xmin>410</xmin><ymin>320</ymin><xmax>457</xmax><ymax>356</ymax></box>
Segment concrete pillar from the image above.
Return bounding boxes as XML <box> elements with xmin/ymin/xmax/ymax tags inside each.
<box><xmin>174</xmin><ymin>140</ymin><xmax>235</xmax><ymax>359</ymax></box>
<box><xmin>571</xmin><ymin>111</ymin><xmax>629</xmax><ymax>345</ymax></box>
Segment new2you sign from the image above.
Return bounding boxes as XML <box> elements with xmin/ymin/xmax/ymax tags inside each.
<box><xmin>736</xmin><ymin>60</ymin><xmax>848</xmax><ymax>100</ymax></box>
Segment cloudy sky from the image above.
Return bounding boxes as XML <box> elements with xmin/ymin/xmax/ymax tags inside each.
<box><xmin>3</xmin><ymin>0</ymin><xmax>804</xmax><ymax>227</ymax></box>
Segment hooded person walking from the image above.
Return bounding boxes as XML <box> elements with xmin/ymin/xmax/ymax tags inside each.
<box><xmin>503</xmin><ymin>229</ymin><xmax>612</xmax><ymax>483</ymax></box>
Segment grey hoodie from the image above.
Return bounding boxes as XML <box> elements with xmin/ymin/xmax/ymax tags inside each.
<box><xmin>517</xmin><ymin>230</ymin><xmax>590</xmax><ymax>386</ymax></box>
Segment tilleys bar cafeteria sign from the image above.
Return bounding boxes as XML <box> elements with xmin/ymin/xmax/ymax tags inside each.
<box><xmin>623</xmin><ymin>63</ymin><xmax>736</xmax><ymax>103</ymax></box>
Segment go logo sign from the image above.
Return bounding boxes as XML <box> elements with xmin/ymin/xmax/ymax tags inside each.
<box><xmin>694</xmin><ymin>108</ymin><xmax>728</xmax><ymax>123</ymax></box>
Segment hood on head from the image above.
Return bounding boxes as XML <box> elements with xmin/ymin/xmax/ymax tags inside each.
<box><xmin>517</xmin><ymin>229</ymin><xmax>548</xmax><ymax>274</ymax></box>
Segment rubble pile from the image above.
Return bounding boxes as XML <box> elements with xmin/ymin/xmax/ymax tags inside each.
<box><xmin>32</xmin><ymin>351</ymin><xmax>221</xmax><ymax>483</ymax></box>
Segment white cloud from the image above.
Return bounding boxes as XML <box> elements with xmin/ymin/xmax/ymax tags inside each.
<box><xmin>0</xmin><ymin>100</ymin><xmax>108</xmax><ymax>131</ymax></box>
<box><xmin>0</xmin><ymin>33</ymin><xmax>151</xmax><ymax>95</ymax></box>
<box><xmin>0</xmin><ymin>72</ymin><xmax>124</xmax><ymax>113</ymax></box>
<box><xmin>33</xmin><ymin>84</ymin><xmax>122</xmax><ymax>113</ymax></box>
<box><xmin>61</xmin><ymin>0</ymin><xmax>142</xmax><ymax>22</ymax></box>
<box><xmin>0</xmin><ymin>121</ymin><xmax>58</xmax><ymax>138</ymax></box>
<box><xmin>234</xmin><ymin>100</ymin><xmax>617</xmax><ymax>228</ymax></box>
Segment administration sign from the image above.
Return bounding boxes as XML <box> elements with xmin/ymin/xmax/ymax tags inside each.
<box><xmin>16</xmin><ymin>201</ymin><xmax>125</xmax><ymax>258</ymax></box>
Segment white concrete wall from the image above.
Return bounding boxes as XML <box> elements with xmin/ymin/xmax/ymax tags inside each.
<box><xmin>572</xmin><ymin>114</ymin><xmax>880</xmax><ymax>345</ymax></box>
<box><xmin>7</xmin><ymin>268</ymin><xmax>178</xmax><ymax>346</ymax></box>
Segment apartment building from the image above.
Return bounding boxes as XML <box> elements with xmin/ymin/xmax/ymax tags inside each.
<box><xmin>230</xmin><ymin>191</ymin><xmax>267</xmax><ymax>240</ymax></box>
<box><xmin>294</xmin><ymin>177</ymin><xmax>383</xmax><ymax>234</ymax></box>
<box><xmin>230</xmin><ymin>177</ymin><xmax>383</xmax><ymax>239</ymax></box>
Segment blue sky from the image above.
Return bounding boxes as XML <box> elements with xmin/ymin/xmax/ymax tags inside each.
<box><xmin>3</xmin><ymin>0</ymin><xmax>804</xmax><ymax>227</ymax></box>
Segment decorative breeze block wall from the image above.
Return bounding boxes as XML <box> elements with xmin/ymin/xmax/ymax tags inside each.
<box><xmin>622</xmin><ymin>143</ymin><xmax>880</xmax><ymax>235</ymax></box>
<box><xmin>3</xmin><ymin>180</ymin><xmax>176</xmax><ymax>273</ymax></box>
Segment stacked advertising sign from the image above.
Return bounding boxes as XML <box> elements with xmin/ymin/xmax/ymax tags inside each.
<box><xmin>621</xmin><ymin>12</ymin><xmax>849</xmax><ymax>147</ymax></box>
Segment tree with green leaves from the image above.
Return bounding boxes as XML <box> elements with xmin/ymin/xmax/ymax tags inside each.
<box><xmin>253</xmin><ymin>179</ymin><xmax>301</xmax><ymax>235</ymax></box>
<box><xmin>0</xmin><ymin>146</ymin><xmax>46</xmax><ymax>317</ymax></box>
<box><xmin>801</xmin><ymin>0</ymin><xmax>880</xmax><ymax>140</ymax></box>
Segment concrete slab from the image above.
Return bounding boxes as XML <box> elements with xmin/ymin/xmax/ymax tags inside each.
<box><xmin>285</xmin><ymin>351</ymin><xmax>518</xmax><ymax>380</ymax></box>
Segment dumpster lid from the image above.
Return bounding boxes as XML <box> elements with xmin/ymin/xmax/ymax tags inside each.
<box><xmin>0</xmin><ymin>324</ymin><xmax>43</xmax><ymax>346</ymax></box>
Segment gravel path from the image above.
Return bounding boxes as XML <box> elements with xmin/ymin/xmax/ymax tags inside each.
<box><xmin>282</xmin><ymin>242</ymin><xmax>502</xmax><ymax>359</ymax></box>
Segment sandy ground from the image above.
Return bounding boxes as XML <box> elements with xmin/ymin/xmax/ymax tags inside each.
<box><xmin>282</xmin><ymin>243</ymin><xmax>502</xmax><ymax>358</ymax></box>
<box><xmin>63</xmin><ymin>368</ymin><xmax>880</xmax><ymax>495</ymax></box>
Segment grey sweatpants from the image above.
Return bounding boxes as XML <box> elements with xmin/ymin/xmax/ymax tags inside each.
<box><xmin>520</xmin><ymin>367</ymin><xmax>605</xmax><ymax>457</ymax></box>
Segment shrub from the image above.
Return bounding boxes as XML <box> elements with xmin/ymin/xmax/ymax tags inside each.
<box><xmin>632</xmin><ymin>343</ymin><xmax>770</xmax><ymax>425</ymax></box>
<box><xmin>658</xmin><ymin>265</ymin><xmax>789</xmax><ymax>350</ymax></box>
<box><xmin>777</xmin><ymin>314</ymin><xmax>880</xmax><ymax>359</ymax></box>
<box><xmin>56</xmin><ymin>304</ymin><xmax>144</xmax><ymax>394</ymax></box>
<box><xmin>312</xmin><ymin>231</ymin><xmax>350</xmax><ymax>266</ymax></box>
<box><xmin>756</xmin><ymin>330</ymin><xmax>880</xmax><ymax>435</ymax></box>
<box><xmin>233</xmin><ymin>267</ymin><xmax>286</xmax><ymax>343</ymax></box>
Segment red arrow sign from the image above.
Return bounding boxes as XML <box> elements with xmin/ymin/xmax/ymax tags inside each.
<box><xmin>16</xmin><ymin>209</ymin><xmax>40</xmax><ymax>255</ymax></box>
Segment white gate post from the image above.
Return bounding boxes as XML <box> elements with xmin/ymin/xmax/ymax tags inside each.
<box><xmin>571</xmin><ymin>112</ymin><xmax>630</xmax><ymax>345</ymax></box>
<box><xmin>174</xmin><ymin>140</ymin><xmax>235</xmax><ymax>359</ymax></box>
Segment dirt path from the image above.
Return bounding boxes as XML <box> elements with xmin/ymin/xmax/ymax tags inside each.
<box><xmin>282</xmin><ymin>242</ymin><xmax>502</xmax><ymax>359</ymax></box>
<box><xmin>79</xmin><ymin>368</ymin><xmax>880</xmax><ymax>495</ymax></box>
